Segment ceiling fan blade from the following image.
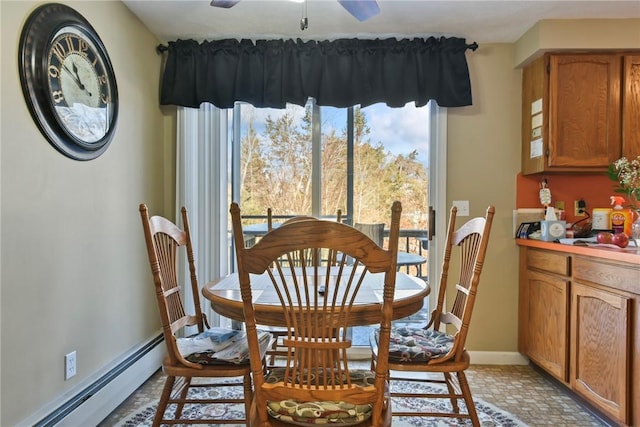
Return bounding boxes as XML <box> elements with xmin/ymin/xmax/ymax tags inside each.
<box><xmin>210</xmin><ymin>0</ymin><xmax>240</xmax><ymax>8</ymax></box>
<box><xmin>337</xmin><ymin>0</ymin><xmax>380</xmax><ymax>21</ymax></box>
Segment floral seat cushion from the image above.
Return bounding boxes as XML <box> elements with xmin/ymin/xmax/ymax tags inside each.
<box><xmin>183</xmin><ymin>351</ymin><xmax>250</xmax><ymax>365</ymax></box>
<box><xmin>264</xmin><ymin>368</ymin><xmax>375</xmax><ymax>425</ymax></box>
<box><xmin>372</xmin><ymin>326</ymin><xmax>454</xmax><ymax>362</ymax></box>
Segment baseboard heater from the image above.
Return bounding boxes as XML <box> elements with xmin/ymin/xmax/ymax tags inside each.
<box><xmin>33</xmin><ymin>334</ymin><xmax>164</xmax><ymax>427</ymax></box>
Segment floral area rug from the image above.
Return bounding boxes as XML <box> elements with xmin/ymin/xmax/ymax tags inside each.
<box><xmin>117</xmin><ymin>380</ymin><xmax>527</xmax><ymax>427</ymax></box>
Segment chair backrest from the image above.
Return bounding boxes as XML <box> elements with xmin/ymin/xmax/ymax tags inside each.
<box><xmin>268</xmin><ymin>209</ymin><xmax>344</xmax><ymax>265</ymax></box>
<box><xmin>430</xmin><ymin>205</ymin><xmax>495</xmax><ymax>363</ymax></box>
<box><xmin>231</xmin><ymin>201</ymin><xmax>402</xmax><ymax>426</ymax></box>
<box><xmin>139</xmin><ymin>204</ymin><xmax>206</xmax><ymax>369</ymax></box>
<box><xmin>354</xmin><ymin>222</ymin><xmax>385</xmax><ymax>247</ymax></box>
<box><xmin>267</xmin><ymin>208</ymin><xmax>343</xmax><ymax>231</ymax></box>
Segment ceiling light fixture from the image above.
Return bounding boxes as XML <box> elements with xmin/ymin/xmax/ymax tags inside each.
<box><xmin>211</xmin><ymin>0</ymin><xmax>380</xmax><ymax>22</ymax></box>
<box><xmin>300</xmin><ymin>0</ymin><xmax>308</xmax><ymax>30</ymax></box>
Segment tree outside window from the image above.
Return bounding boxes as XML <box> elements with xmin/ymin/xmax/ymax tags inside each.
<box><xmin>236</xmin><ymin>100</ymin><xmax>429</xmax><ymax>231</ymax></box>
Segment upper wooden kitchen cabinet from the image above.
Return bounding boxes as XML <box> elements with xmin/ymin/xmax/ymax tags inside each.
<box><xmin>622</xmin><ymin>54</ymin><xmax>640</xmax><ymax>158</ymax></box>
<box><xmin>521</xmin><ymin>53</ymin><xmax>639</xmax><ymax>175</ymax></box>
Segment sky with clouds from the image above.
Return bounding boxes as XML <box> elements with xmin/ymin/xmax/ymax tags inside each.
<box><xmin>236</xmin><ymin>101</ymin><xmax>431</xmax><ymax>167</ymax></box>
<box><xmin>362</xmin><ymin>103</ymin><xmax>430</xmax><ymax>166</ymax></box>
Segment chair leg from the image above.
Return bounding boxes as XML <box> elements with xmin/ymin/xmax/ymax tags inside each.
<box><xmin>443</xmin><ymin>372</ymin><xmax>461</xmax><ymax>414</ymax></box>
<box><xmin>266</xmin><ymin>332</ymin><xmax>292</xmax><ymax>367</ymax></box>
<box><xmin>458</xmin><ymin>371</ymin><xmax>480</xmax><ymax>427</ymax></box>
<box><xmin>243</xmin><ymin>371</ymin><xmax>253</xmax><ymax>427</ymax></box>
<box><xmin>153</xmin><ymin>375</ymin><xmax>175</xmax><ymax>427</ymax></box>
<box><xmin>173</xmin><ymin>376</ymin><xmax>192</xmax><ymax>419</ymax></box>
<box><xmin>267</xmin><ymin>337</ymin><xmax>278</xmax><ymax>365</ymax></box>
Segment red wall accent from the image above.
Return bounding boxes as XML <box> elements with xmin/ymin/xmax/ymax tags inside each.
<box><xmin>516</xmin><ymin>173</ymin><xmax>620</xmax><ymax>223</ymax></box>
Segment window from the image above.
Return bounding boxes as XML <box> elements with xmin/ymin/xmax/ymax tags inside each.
<box><xmin>228</xmin><ymin>99</ymin><xmax>433</xmax><ymax>345</ymax></box>
<box><xmin>231</xmin><ymin>99</ymin><xmax>430</xmax><ymax>232</ymax></box>
<box><xmin>174</xmin><ymin>100</ymin><xmax>444</xmax><ymax>336</ymax></box>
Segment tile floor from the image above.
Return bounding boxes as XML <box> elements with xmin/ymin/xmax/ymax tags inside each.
<box><xmin>100</xmin><ymin>363</ymin><xmax>610</xmax><ymax>426</ymax></box>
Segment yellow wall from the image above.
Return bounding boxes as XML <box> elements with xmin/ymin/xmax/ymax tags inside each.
<box><xmin>1</xmin><ymin>1</ymin><xmax>172</xmax><ymax>424</ymax></box>
<box><xmin>447</xmin><ymin>43</ymin><xmax>522</xmax><ymax>351</ymax></box>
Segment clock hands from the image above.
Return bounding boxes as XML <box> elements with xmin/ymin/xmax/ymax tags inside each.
<box><xmin>61</xmin><ymin>63</ymin><xmax>81</xmax><ymax>88</ymax></box>
<box><xmin>61</xmin><ymin>62</ymin><xmax>92</xmax><ymax>97</ymax></box>
<box><xmin>72</xmin><ymin>63</ymin><xmax>85</xmax><ymax>90</ymax></box>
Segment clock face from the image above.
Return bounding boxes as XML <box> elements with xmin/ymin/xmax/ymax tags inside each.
<box><xmin>19</xmin><ymin>4</ymin><xmax>118</xmax><ymax>160</ymax></box>
<box><xmin>47</xmin><ymin>26</ymin><xmax>115</xmax><ymax>144</ymax></box>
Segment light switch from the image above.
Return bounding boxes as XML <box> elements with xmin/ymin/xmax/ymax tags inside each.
<box><xmin>452</xmin><ymin>200</ymin><xmax>470</xmax><ymax>216</ymax></box>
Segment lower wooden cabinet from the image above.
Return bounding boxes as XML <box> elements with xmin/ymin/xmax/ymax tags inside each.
<box><xmin>527</xmin><ymin>270</ymin><xmax>569</xmax><ymax>381</ymax></box>
<box><xmin>519</xmin><ymin>246</ymin><xmax>639</xmax><ymax>427</ymax></box>
<box><xmin>571</xmin><ymin>282</ymin><xmax>630</xmax><ymax>424</ymax></box>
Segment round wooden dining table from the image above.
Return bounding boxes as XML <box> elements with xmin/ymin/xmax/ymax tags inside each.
<box><xmin>202</xmin><ymin>269</ymin><xmax>430</xmax><ymax>327</ymax></box>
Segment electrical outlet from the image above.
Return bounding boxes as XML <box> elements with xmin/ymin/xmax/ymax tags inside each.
<box><xmin>452</xmin><ymin>200</ymin><xmax>470</xmax><ymax>217</ymax></box>
<box><xmin>574</xmin><ymin>199</ymin><xmax>586</xmax><ymax>216</ymax></box>
<box><xmin>65</xmin><ymin>351</ymin><xmax>77</xmax><ymax>380</ymax></box>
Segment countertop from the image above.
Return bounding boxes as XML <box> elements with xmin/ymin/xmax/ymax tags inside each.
<box><xmin>516</xmin><ymin>238</ymin><xmax>640</xmax><ymax>265</ymax></box>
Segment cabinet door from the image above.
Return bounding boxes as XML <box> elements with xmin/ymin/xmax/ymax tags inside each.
<box><xmin>521</xmin><ymin>56</ymin><xmax>546</xmax><ymax>175</ymax></box>
<box><xmin>527</xmin><ymin>270</ymin><xmax>569</xmax><ymax>382</ymax></box>
<box><xmin>623</xmin><ymin>54</ymin><xmax>640</xmax><ymax>158</ymax></box>
<box><xmin>548</xmin><ymin>54</ymin><xmax>621</xmax><ymax>168</ymax></box>
<box><xmin>571</xmin><ymin>282</ymin><xmax>630</xmax><ymax>424</ymax></box>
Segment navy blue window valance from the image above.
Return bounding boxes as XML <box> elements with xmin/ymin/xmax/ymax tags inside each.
<box><xmin>159</xmin><ymin>37</ymin><xmax>477</xmax><ymax>109</ymax></box>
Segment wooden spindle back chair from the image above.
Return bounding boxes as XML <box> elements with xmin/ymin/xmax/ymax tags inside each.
<box><xmin>231</xmin><ymin>201</ymin><xmax>402</xmax><ymax>427</ymax></box>
<box><xmin>370</xmin><ymin>205</ymin><xmax>495</xmax><ymax>427</ymax></box>
<box><xmin>139</xmin><ymin>204</ymin><xmax>253</xmax><ymax>426</ymax></box>
<box><xmin>264</xmin><ymin>208</ymin><xmax>343</xmax><ymax>365</ymax></box>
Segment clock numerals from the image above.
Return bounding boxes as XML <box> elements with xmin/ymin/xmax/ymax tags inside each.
<box><xmin>51</xmin><ymin>90</ymin><xmax>64</xmax><ymax>104</ymax></box>
<box><xmin>98</xmin><ymin>74</ymin><xmax>110</xmax><ymax>104</ymax></box>
<box><xmin>51</xmin><ymin>34</ymin><xmax>91</xmax><ymax>61</ymax></box>
<box><xmin>77</xmin><ymin>39</ymin><xmax>91</xmax><ymax>57</ymax></box>
<box><xmin>47</xmin><ymin>33</ymin><xmax>110</xmax><ymax>108</ymax></box>
<box><xmin>47</xmin><ymin>58</ymin><xmax>65</xmax><ymax>104</ymax></box>
<box><xmin>47</xmin><ymin>64</ymin><xmax>60</xmax><ymax>79</ymax></box>
<box><xmin>52</xmin><ymin>36</ymin><xmax>77</xmax><ymax>64</ymax></box>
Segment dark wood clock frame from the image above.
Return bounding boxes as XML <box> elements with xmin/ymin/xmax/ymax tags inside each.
<box><xmin>19</xmin><ymin>3</ymin><xmax>118</xmax><ymax>161</ymax></box>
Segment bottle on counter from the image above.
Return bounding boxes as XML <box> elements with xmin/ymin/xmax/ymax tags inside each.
<box><xmin>592</xmin><ymin>207</ymin><xmax>612</xmax><ymax>231</ymax></box>
<box><xmin>610</xmin><ymin>196</ymin><xmax>633</xmax><ymax>236</ymax></box>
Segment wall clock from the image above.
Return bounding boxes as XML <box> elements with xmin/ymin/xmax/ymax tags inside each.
<box><xmin>19</xmin><ymin>3</ymin><xmax>118</xmax><ymax>161</ymax></box>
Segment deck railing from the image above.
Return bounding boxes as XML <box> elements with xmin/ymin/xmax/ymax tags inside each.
<box><xmin>239</xmin><ymin>214</ymin><xmax>429</xmax><ymax>277</ymax></box>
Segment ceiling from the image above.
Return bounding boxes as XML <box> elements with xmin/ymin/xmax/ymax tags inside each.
<box><xmin>122</xmin><ymin>0</ymin><xmax>640</xmax><ymax>44</ymax></box>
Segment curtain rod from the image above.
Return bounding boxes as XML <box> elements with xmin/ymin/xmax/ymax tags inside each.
<box><xmin>156</xmin><ymin>40</ymin><xmax>479</xmax><ymax>54</ymax></box>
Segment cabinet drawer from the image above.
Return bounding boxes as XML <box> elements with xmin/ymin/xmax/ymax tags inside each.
<box><xmin>573</xmin><ymin>256</ymin><xmax>640</xmax><ymax>294</ymax></box>
<box><xmin>527</xmin><ymin>249</ymin><xmax>570</xmax><ymax>276</ymax></box>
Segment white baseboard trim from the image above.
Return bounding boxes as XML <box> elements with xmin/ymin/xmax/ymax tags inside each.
<box><xmin>468</xmin><ymin>351</ymin><xmax>529</xmax><ymax>365</ymax></box>
<box><xmin>20</xmin><ymin>333</ymin><xmax>164</xmax><ymax>427</ymax></box>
